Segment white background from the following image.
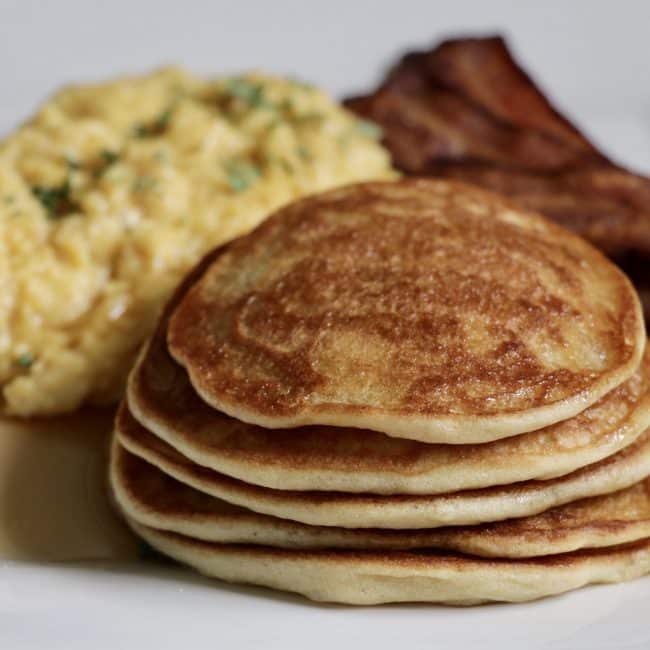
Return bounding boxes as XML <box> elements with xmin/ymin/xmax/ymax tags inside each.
<box><xmin>1</xmin><ymin>2</ymin><xmax>649</xmax><ymax>648</ymax></box>
<box><xmin>1</xmin><ymin>0</ymin><xmax>649</xmax><ymax>170</ymax></box>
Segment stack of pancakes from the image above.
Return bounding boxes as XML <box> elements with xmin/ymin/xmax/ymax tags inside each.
<box><xmin>109</xmin><ymin>179</ymin><xmax>650</xmax><ymax>605</ymax></box>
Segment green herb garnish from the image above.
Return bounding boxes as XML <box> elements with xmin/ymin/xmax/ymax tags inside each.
<box><xmin>93</xmin><ymin>149</ymin><xmax>120</xmax><ymax>178</ymax></box>
<box><xmin>101</xmin><ymin>150</ymin><xmax>119</xmax><ymax>166</ymax></box>
<box><xmin>66</xmin><ymin>157</ymin><xmax>81</xmax><ymax>171</ymax></box>
<box><xmin>266</xmin><ymin>118</ymin><xmax>281</xmax><ymax>132</ymax></box>
<box><xmin>133</xmin><ymin>108</ymin><xmax>173</xmax><ymax>138</ymax></box>
<box><xmin>133</xmin><ymin>176</ymin><xmax>157</xmax><ymax>193</ymax></box>
<box><xmin>16</xmin><ymin>353</ymin><xmax>33</xmax><ymax>368</ymax></box>
<box><xmin>297</xmin><ymin>145</ymin><xmax>312</xmax><ymax>162</ymax></box>
<box><xmin>225</xmin><ymin>79</ymin><xmax>272</xmax><ymax>109</ymax></box>
<box><xmin>225</xmin><ymin>160</ymin><xmax>261</xmax><ymax>193</ymax></box>
<box><xmin>31</xmin><ymin>180</ymin><xmax>78</xmax><ymax>219</ymax></box>
<box><xmin>355</xmin><ymin>119</ymin><xmax>383</xmax><ymax>140</ymax></box>
<box><xmin>3</xmin><ymin>195</ymin><xmax>15</xmax><ymax>205</ymax></box>
<box><xmin>289</xmin><ymin>78</ymin><xmax>315</xmax><ymax>92</ymax></box>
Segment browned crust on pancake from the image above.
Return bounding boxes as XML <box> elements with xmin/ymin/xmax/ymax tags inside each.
<box><xmin>131</xmin><ymin>521</ymin><xmax>650</xmax><ymax>604</ymax></box>
<box><xmin>112</xmin><ymin>443</ymin><xmax>650</xmax><ymax>558</ymax></box>
<box><xmin>114</xmin><ymin>403</ymin><xmax>650</xmax><ymax>529</ymax></box>
<box><xmin>128</xmin><ymin>293</ymin><xmax>650</xmax><ymax>491</ymax></box>
<box><xmin>132</xmin><ymin>525</ymin><xmax>650</xmax><ymax>569</ymax></box>
<box><xmin>166</xmin><ymin>179</ymin><xmax>644</xmax><ymax>442</ymax></box>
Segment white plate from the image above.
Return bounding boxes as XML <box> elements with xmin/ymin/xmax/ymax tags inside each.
<box><xmin>1</xmin><ymin>67</ymin><xmax>648</xmax><ymax>650</ymax></box>
<box><xmin>1</xmin><ymin>559</ymin><xmax>648</xmax><ymax>650</ymax></box>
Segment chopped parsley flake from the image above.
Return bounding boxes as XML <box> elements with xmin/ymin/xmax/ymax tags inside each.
<box><xmin>133</xmin><ymin>108</ymin><xmax>173</xmax><ymax>138</ymax></box>
<box><xmin>31</xmin><ymin>180</ymin><xmax>78</xmax><ymax>218</ymax></box>
<box><xmin>266</xmin><ymin>118</ymin><xmax>281</xmax><ymax>131</ymax></box>
<box><xmin>133</xmin><ymin>176</ymin><xmax>157</xmax><ymax>193</ymax></box>
<box><xmin>355</xmin><ymin>119</ymin><xmax>383</xmax><ymax>140</ymax></box>
<box><xmin>94</xmin><ymin>149</ymin><xmax>120</xmax><ymax>177</ymax></box>
<box><xmin>297</xmin><ymin>145</ymin><xmax>312</xmax><ymax>162</ymax></box>
<box><xmin>101</xmin><ymin>150</ymin><xmax>119</xmax><ymax>166</ymax></box>
<box><xmin>278</xmin><ymin>158</ymin><xmax>294</xmax><ymax>174</ymax></box>
<box><xmin>289</xmin><ymin>78</ymin><xmax>315</xmax><ymax>91</ymax></box>
<box><xmin>225</xmin><ymin>79</ymin><xmax>272</xmax><ymax>109</ymax></box>
<box><xmin>225</xmin><ymin>160</ymin><xmax>261</xmax><ymax>193</ymax></box>
<box><xmin>16</xmin><ymin>353</ymin><xmax>33</xmax><ymax>368</ymax></box>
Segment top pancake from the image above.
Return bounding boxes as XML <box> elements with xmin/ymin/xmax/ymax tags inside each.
<box><xmin>168</xmin><ymin>179</ymin><xmax>645</xmax><ymax>443</ymax></box>
<box><xmin>128</xmin><ymin>321</ymin><xmax>650</xmax><ymax>493</ymax></box>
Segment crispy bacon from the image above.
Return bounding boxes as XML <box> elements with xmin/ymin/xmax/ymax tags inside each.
<box><xmin>345</xmin><ymin>36</ymin><xmax>650</xmax><ymax>319</ymax></box>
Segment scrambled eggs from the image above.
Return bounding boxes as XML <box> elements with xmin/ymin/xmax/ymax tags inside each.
<box><xmin>0</xmin><ymin>68</ymin><xmax>394</xmax><ymax>416</ymax></box>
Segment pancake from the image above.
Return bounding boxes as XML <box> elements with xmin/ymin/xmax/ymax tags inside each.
<box><xmin>115</xmin><ymin>405</ymin><xmax>650</xmax><ymax>529</ymax></box>
<box><xmin>167</xmin><ymin>179</ymin><xmax>645</xmax><ymax>444</ymax></box>
<box><xmin>128</xmin><ymin>309</ymin><xmax>650</xmax><ymax>492</ymax></box>
<box><xmin>130</xmin><ymin>522</ymin><xmax>650</xmax><ymax>605</ymax></box>
<box><xmin>112</xmin><ymin>442</ymin><xmax>650</xmax><ymax>558</ymax></box>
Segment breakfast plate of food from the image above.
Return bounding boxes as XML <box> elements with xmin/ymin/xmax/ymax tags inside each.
<box><xmin>0</xmin><ymin>24</ymin><xmax>649</xmax><ymax>650</ymax></box>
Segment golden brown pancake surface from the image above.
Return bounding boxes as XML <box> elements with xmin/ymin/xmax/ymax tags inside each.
<box><xmin>167</xmin><ymin>179</ymin><xmax>644</xmax><ymax>443</ymax></box>
<box><xmin>115</xmin><ymin>404</ymin><xmax>650</xmax><ymax>529</ymax></box>
<box><xmin>128</xmin><ymin>301</ymin><xmax>650</xmax><ymax>492</ymax></box>
<box><xmin>131</xmin><ymin>522</ymin><xmax>650</xmax><ymax>605</ymax></box>
<box><xmin>112</xmin><ymin>442</ymin><xmax>650</xmax><ymax>558</ymax></box>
